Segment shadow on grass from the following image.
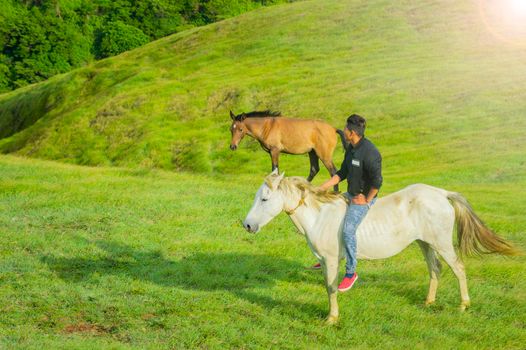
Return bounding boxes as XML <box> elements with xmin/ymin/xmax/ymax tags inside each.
<box><xmin>41</xmin><ymin>239</ymin><xmax>327</xmax><ymax>319</ymax></box>
<box><xmin>362</xmin><ymin>269</ymin><xmax>429</xmax><ymax>307</ymax></box>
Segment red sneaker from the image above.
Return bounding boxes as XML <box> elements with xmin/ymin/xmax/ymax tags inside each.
<box><xmin>307</xmin><ymin>262</ymin><xmax>322</xmax><ymax>270</ymax></box>
<box><xmin>338</xmin><ymin>273</ymin><xmax>358</xmax><ymax>292</ymax></box>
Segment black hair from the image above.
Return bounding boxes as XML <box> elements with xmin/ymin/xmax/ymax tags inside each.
<box><xmin>346</xmin><ymin>114</ymin><xmax>366</xmax><ymax>137</ymax></box>
<box><xmin>235</xmin><ymin>110</ymin><xmax>281</xmax><ymax>121</ymax></box>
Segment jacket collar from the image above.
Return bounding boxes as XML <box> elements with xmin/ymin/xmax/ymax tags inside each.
<box><xmin>350</xmin><ymin>137</ymin><xmax>365</xmax><ymax>151</ymax></box>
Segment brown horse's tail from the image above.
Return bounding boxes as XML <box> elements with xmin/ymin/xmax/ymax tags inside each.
<box><xmin>447</xmin><ymin>192</ymin><xmax>520</xmax><ymax>257</ymax></box>
<box><xmin>336</xmin><ymin>129</ymin><xmax>348</xmax><ymax>151</ymax></box>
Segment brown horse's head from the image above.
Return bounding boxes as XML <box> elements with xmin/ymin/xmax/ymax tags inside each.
<box><xmin>229</xmin><ymin>110</ymin><xmax>248</xmax><ymax>151</ymax></box>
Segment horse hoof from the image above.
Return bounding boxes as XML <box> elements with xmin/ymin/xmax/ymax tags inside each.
<box><xmin>325</xmin><ymin>315</ymin><xmax>339</xmax><ymax>325</ymax></box>
<box><xmin>424</xmin><ymin>300</ymin><xmax>435</xmax><ymax>307</ymax></box>
<box><xmin>459</xmin><ymin>301</ymin><xmax>470</xmax><ymax>312</ymax></box>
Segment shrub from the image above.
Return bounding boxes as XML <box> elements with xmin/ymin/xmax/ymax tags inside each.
<box><xmin>94</xmin><ymin>21</ymin><xmax>150</xmax><ymax>59</ymax></box>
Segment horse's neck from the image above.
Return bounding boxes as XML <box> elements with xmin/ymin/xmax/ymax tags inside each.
<box><xmin>245</xmin><ymin>118</ymin><xmax>273</xmax><ymax>140</ymax></box>
<box><xmin>285</xmin><ymin>195</ymin><xmax>330</xmax><ymax>239</ymax></box>
<box><xmin>288</xmin><ymin>205</ymin><xmax>318</xmax><ymax>236</ymax></box>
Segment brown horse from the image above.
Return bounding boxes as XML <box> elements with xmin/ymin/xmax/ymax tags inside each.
<box><xmin>229</xmin><ymin>110</ymin><xmax>347</xmax><ymax>190</ymax></box>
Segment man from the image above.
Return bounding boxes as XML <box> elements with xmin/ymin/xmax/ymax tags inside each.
<box><xmin>315</xmin><ymin>114</ymin><xmax>383</xmax><ymax>292</ymax></box>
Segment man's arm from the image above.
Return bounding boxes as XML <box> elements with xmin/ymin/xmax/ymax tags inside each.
<box><xmin>361</xmin><ymin>148</ymin><xmax>382</xmax><ymax>205</ymax></box>
<box><xmin>365</xmin><ymin>187</ymin><xmax>379</xmax><ymax>204</ymax></box>
<box><xmin>320</xmin><ymin>150</ymin><xmax>349</xmax><ymax>191</ymax></box>
<box><xmin>319</xmin><ymin>174</ymin><xmax>342</xmax><ymax>191</ymax></box>
<box><xmin>350</xmin><ymin>188</ymin><xmax>378</xmax><ymax>205</ymax></box>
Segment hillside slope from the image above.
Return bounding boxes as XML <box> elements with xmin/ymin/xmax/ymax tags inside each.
<box><xmin>0</xmin><ymin>0</ymin><xmax>525</xmax><ymax>179</ymax></box>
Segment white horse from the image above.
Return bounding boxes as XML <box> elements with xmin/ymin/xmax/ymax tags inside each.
<box><xmin>243</xmin><ymin>170</ymin><xmax>518</xmax><ymax>324</ymax></box>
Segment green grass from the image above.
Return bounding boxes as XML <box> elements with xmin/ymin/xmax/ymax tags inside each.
<box><xmin>0</xmin><ymin>155</ymin><xmax>525</xmax><ymax>349</ymax></box>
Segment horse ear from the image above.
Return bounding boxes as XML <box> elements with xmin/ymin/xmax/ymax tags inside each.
<box><xmin>275</xmin><ymin>171</ymin><xmax>285</xmax><ymax>187</ymax></box>
<box><xmin>230</xmin><ymin>110</ymin><xmax>235</xmax><ymax>120</ymax></box>
<box><xmin>240</xmin><ymin>113</ymin><xmax>247</xmax><ymax>121</ymax></box>
<box><xmin>266</xmin><ymin>169</ymin><xmax>284</xmax><ymax>189</ymax></box>
<box><xmin>270</xmin><ymin>169</ymin><xmax>284</xmax><ymax>178</ymax></box>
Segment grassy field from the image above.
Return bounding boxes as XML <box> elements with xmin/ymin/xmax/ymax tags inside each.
<box><xmin>0</xmin><ymin>155</ymin><xmax>524</xmax><ymax>349</ymax></box>
<box><xmin>1</xmin><ymin>0</ymin><xmax>526</xmax><ymax>348</ymax></box>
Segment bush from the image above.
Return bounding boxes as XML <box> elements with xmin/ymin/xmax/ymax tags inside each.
<box><xmin>0</xmin><ymin>55</ymin><xmax>9</xmax><ymax>93</ymax></box>
<box><xmin>94</xmin><ymin>21</ymin><xmax>150</xmax><ymax>59</ymax></box>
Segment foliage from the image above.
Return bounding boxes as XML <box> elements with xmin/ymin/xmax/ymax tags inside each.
<box><xmin>0</xmin><ymin>0</ymin><xmax>293</xmax><ymax>91</ymax></box>
<box><xmin>94</xmin><ymin>21</ymin><xmax>149</xmax><ymax>59</ymax></box>
<box><xmin>0</xmin><ymin>1</ymin><xmax>90</xmax><ymax>90</ymax></box>
<box><xmin>0</xmin><ymin>55</ymin><xmax>10</xmax><ymax>92</ymax></box>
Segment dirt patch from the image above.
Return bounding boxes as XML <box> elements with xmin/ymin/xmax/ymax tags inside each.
<box><xmin>90</xmin><ymin>101</ymin><xmax>127</xmax><ymax>132</ymax></box>
<box><xmin>63</xmin><ymin>322</ymin><xmax>114</xmax><ymax>335</ymax></box>
<box><xmin>207</xmin><ymin>88</ymin><xmax>242</xmax><ymax>113</ymax></box>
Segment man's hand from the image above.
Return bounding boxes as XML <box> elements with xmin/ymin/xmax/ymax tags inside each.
<box><xmin>352</xmin><ymin>188</ymin><xmax>379</xmax><ymax>206</ymax></box>
<box><xmin>351</xmin><ymin>194</ymin><xmax>368</xmax><ymax>205</ymax></box>
<box><xmin>318</xmin><ymin>174</ymin><xmax>341</xmax><ymax>191</ymax></box>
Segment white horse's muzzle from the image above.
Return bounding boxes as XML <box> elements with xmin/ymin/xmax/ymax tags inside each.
<box><xmin>243</xmin><ymin>220</ymin><xmax>259</xmax><ymax>233</ymax></box>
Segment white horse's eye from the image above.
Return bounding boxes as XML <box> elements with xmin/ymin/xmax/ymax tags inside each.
<box><xmin>262</xmin><ymin>198</ymin><xmax>268</xmax><ymax>202</ymax></box>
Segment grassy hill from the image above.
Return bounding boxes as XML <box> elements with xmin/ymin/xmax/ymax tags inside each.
<box><xmin>0</xmin><ymin>0</ymin><xmax>525</xmax><ymax>181</ymax></box>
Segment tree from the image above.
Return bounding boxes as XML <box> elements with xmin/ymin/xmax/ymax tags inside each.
<box><xmin>94</xmin><ymin>20</ymin><xmax>149</xmax><ymax>59</ymax></box>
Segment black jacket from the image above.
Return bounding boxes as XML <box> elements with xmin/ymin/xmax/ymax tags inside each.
<box><xmin>336</xmin><ymin>137</ymin><xmax>383</xmax><ymax>197</ymax></box>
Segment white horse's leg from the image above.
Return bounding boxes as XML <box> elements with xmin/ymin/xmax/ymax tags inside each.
<box><xmin>417</xmin><ymin>241</ymin><xmax>442</xmax><ymax>306</ymax></box>
<box><xmin>436</xmin><ymin>245</ymin><xmax>470</xmax><ymax>311</ymax></box>
<box><xmin>322</xmin><ymin>257</ymin><xmax>340</xmax><ymax>324</ymax></box>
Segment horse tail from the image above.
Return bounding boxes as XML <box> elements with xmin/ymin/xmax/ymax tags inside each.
<box><xmin>336</xmin><ymin>129</ymin><xmax>348</xmax><ymax>151</ymax></box>
<box><xmin>447</xmin><ymin>192</ymin><xmax>520</xmax><ymax>257</ymax></box>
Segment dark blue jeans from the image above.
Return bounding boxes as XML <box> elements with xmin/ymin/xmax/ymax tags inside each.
<box><xmin>343</xmin><ymin>196</ymin><xmax>376</xmax><ymax>275</ymax></box>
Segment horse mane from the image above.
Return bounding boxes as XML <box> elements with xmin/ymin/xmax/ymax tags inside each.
<box><xmin>274</xmin><ymin>176</ymin><xmax>348</xmax><ymax>208</ymax></box>
<box><xmin>236</xmin><ymin>110</ymin><xmax>281</xmax><ymax>121</ymax></box>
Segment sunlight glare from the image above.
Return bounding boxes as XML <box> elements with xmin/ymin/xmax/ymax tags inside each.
<box><xmin>479</xmin><ymin>0</ymin><xmax>526</xmax><ymax>46</ymax></box>
<box><xmin>509</xmin><ymin>0</ymin><xmax>526</xmax><ymax>17</ymax></box>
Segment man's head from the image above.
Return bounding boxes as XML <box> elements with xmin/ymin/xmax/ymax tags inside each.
<box><xmin>344</xmin><ymin>114</ymin><xmax>366</xmax><ymax>141</ymax></box>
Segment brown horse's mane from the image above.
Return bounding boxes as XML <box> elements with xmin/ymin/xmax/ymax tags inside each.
<box><xmin>235</xmin><ymin>110</ymin><xmax>281</xmax><ymax>121</ymax></box>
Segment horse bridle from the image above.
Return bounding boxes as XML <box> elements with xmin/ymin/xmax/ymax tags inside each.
<box><xmin>284</xmin><ymin>193</ymin><xmax>306</xmax><ymax>216</ymax></box>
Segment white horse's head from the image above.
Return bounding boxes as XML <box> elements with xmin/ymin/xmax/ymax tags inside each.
<box><xmin>243</xmin><ymin>169</ymin><xmax>285</xmax><ymax>233</ymax></box>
